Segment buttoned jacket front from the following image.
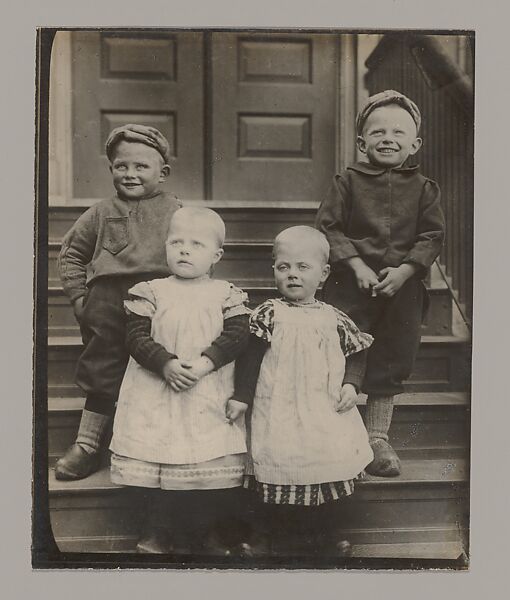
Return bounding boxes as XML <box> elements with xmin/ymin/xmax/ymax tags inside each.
<box><xmin>316</xmin><ymin>162</ymin><xmax>445</xmax><ymax>274</ymax></box>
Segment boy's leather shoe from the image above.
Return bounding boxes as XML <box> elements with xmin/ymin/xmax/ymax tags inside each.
<box><xmin>136</xmin><ymin>528</ymin><xmax>174</xmax><ymax>554</ymax></box>
<box><xmin>366</xmin><ymin>439</ymin><xmax>401</xmax><ymax>477</ymax></box>
<box><xmin>54</xmin><ymin>444</ymin><xmax>101</xmax><ymax>481</ymax></box>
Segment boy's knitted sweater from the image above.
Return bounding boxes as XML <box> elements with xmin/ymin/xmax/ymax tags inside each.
<box><xmin>58</xmin><ymin>192</ymin><xmax>182</xmax><ymax>303</ymax></box>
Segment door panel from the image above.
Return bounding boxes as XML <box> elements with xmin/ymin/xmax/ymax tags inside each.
<box><xmin>72</xmin><ymin>31</ymin><xmax>204</xmax><ymax>200</ymax></box>
<box><xmin>211</xmin><ymin>33</ymin><xmax>337</xmax><ymax>202</ymax></box>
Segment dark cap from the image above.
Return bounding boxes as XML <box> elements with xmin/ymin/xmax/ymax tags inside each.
<box><xmin>356</xmin><ymin>90</ymin><xmax>421</xmax><ymax>136</ymax></box>
<box><xmin>105</xmin><ymin>124</ymin><xmax>171</xmax><ymax>164</ymax></box>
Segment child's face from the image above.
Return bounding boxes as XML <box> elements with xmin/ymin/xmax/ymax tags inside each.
<box><xmin>357</xmin><ymin>105</ymin><xmax>422</xmax><ymax>169</ymax></box>
<box><xmin>110</xmin><ymin>141</ymin><xmax>170</xmax><ymax>200</ymax></box>
<box><xmin>166</xmin><ymin>218</ymin><xmax>224</xmax><ymax>279</ymax></box>
<box><xmin>273</xmin><ymin>240</ymin><xmax>330</xmax><ymax>304</ymax></box>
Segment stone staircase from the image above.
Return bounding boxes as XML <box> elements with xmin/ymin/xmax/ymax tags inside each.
<box><xmin>46</xmin><ymin>204</ymin><xmax>471</xmax><ymax>563</ymax></box>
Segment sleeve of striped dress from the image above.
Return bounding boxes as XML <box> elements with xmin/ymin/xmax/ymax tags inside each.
<box><xmin>126</xmin><ymin>313</ymin><xmax>177</xmax><ymax>377</ymax></box>
<box><xmin>201</xmin><ymin>313</ymin><xmax>250</xmax><ymax>370</ymax></box>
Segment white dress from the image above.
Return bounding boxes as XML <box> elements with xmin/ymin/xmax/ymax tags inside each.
<box><xmin>110</xmin><ymin>276</ymin><xmax>249</xmax><ymax>490</ymax></box>
<box><xmin>250</xmin><ymin>299</ymin><xmax>374</xmax><ymax>486</ymax></box>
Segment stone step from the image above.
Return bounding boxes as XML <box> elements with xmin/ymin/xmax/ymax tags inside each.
<box><xmin>47</xmin><ymin>334</ymin><xmax>471</xmax><ymax>398</ymax></box>
<box><xmin>48</xmin><ymin>283</ymin><xmax>453</xmax><ymax>337</ymax></box>
<box><xmin>48</xmin><ymin>457</ymin><xmax>468</xmax><ymax>558</ymax></box>
<box><xmin>47</xmin><ymin>392</ymin><xmax>469</xmax><ymax>463</ymax></box>
<box><xmin>49</xmin><ymin>202</ymin><xmax>318</xmax><ymax>246</ymax></box>
<box><xmin>52</xmin><ymin>535</ymin><xmax>467</xmax><ymax>563</ymax></box>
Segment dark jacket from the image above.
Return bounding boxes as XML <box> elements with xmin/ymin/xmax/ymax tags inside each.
<box><xmin>315</xmin><ymin>162</ymin><xmax>445</xmax><ymax>275</ymax></box>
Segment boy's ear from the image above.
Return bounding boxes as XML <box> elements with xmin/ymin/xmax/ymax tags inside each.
<box><xmin>159</xmin><ymin>164</ymin><xmax>171</xmax><ymax>181</ymax></box>
<box><xmin>321</xmin><ymin>263</ymin><xmax>331</xmax><ymax>282</ymax></box>
<box><xmin>409</xmin><ymin>137</ymin><xmax>423</xmax><ymax>156</ymax></box>
<box><xmin>356</xmin><ymin>136</ymin><xmax>367</xmax><ymax>155</ymax></box>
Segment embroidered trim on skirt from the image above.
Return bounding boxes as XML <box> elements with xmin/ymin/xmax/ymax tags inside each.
<box><xmin>243</xmin><ymin>474</ymin><xmax>363</xmax><ymax>506</ymax></box>
<box><xmin>111</xmin><ymin>452</ymin><xmax>245</xmax><ymax>490</ymax></box>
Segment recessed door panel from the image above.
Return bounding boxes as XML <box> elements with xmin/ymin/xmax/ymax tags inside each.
<box><xmin>211</xmin><ymin>33</ymin><xmax>337</xmax><ymax>202</ymax></box>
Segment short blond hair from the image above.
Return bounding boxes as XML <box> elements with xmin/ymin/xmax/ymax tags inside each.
<box><xmin>168</xmin><ymin>207</ymin><xmax>226</xmax><ymax>247</ymax></box>
<box><xmin>273</xmin><ymin>226</ymin><xmax>330</xmax><ymax>265</ymax></box>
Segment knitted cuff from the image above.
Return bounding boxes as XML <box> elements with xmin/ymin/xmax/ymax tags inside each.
<box><xmin>365</xmin><ymin>395</ymin><xmax>394</xmax><ymax>442</ymax></box>
<box><xmin>76</xmin><ymin>409</ymin><xmax>111</xmax><ymax>453</ymax></box>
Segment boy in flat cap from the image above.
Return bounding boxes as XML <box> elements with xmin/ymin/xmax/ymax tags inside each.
<box><xmin>316</xmin><ymin>90</ymin><xmax>445</xmax><ymax>477</ymax></box>
<box><xmin>55</xmin><ymin>124</ymin><xmax>182</xmax><ymax>480</ymax></box>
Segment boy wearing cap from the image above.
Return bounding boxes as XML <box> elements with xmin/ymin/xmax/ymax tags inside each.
<box><xmin>316</xmin><ymin>91</ymin><xmax>445</xmax><ymax>477</ymax></box>
<box><xmin>55</xmin><ymin>124</ymin><xmax>182</xmax><ymax>480</ymax></box>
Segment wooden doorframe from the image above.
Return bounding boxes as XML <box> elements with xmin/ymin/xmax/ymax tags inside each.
<box><xmin>48</xmin><ymin>31</ymin><xmax>74</xmax><ymax>206</ymax></box>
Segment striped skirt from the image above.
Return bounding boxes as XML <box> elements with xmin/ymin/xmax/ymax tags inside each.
<box><xmin>243</xmin><ymin>473</ymin><xmax>363</xmax><ymax>506</ymax></box>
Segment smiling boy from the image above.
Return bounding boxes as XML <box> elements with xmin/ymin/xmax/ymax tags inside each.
<box><xmin>55</xmin><ymin>124</ymin><xmax>181</xmax><ymax>480</ymax></box>
<box><xmin>316</xmin><ymin>90</ymin><xmax>445</xmax><ymax>477</ymax></box>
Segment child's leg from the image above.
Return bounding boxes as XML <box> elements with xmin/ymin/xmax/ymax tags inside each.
<box><xmin>314</xmin><ymin>499</ymin><xmax>353</xmax><ymax>558</ymax></box>
<box><xmin>55</xmin><ymin>278</ymin><xmax>136</xmax><ymax>481</ymax></box>
<box><xmin>193</xmin><ymin>488</ymin><xmax>252</xmax><ymax>557</ymax></box>
<box><xmin>134</xmin><ymin>488</ymin><xmax>172</xmax><ymax>554</ymax></box>
<box><xmin>363</xmin><ymin>276</ymin><xmax>426</xmax><ymax>476</ymax></box>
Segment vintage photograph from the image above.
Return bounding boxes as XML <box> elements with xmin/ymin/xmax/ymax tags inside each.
<box><xmin>34</xmin><ymin>28</ymin><xmax>473</xmax><ymax>569</ymax></box>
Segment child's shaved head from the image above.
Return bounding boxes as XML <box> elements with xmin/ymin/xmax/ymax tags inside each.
<box><xmin>169</xmin><ymin>207</ymin><xmax>226</xmax><ymax>248</ymax></box>
<box><xmin>273</xmin><ymin>226</ymin><xmax>330</xmax><ymax>265</ymax></box>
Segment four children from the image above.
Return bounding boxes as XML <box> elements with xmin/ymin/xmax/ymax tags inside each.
<box><xmin>56</xmin><ymin>89</ymin><xmax>445</xmax><ymax>556</ymax></box>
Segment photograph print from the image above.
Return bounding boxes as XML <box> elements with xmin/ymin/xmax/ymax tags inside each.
<box><xmin>33</xmin><ymin>28</ymin><xmax>473</xmax><ymax>569</ymax></box>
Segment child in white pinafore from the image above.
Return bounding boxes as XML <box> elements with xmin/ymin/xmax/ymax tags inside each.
<box><xmin>110</xmin><ymin>207</ymin><xmax>252</xmax><ymax>556</ymax></box>
<box><xmin>234</xmin><ymin>226</ymin><xmax>374</xmax><ymax>557</ymax></box>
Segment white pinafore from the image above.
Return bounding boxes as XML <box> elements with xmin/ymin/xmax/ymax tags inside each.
<box><xmin>110</xmin><ymin>276</ymin><xmax>248</xmax><ymax>489</ymax></box>
<box><xmin>251</xmin><ymin>299</ymin><xmax>373</xmax><ymax>485</ymax></box>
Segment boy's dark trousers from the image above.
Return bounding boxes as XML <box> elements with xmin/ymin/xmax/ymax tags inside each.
<box><xmin>322</xmin><ymin>268</ymin><xmax>427</xmax><ymax>397</ymax></box>
<box><xmin>77</xmin><ymin>274</ymin><xmax>162</xmax><ymax>416</ymax></box>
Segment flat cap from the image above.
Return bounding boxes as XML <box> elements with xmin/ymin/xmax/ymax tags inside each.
<box><xmin>105</xmin><ymin>123</ymin><xmax>171</xmax><ymax>164</ymax></box>
<box><xmin>356</xmin><ymin>90</ymin><xmax>421</xmax><ymax>135</ymax></box>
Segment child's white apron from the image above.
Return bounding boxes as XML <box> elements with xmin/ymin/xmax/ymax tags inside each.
<box><xmin>110</xmin><ymin>277</ymin><xmax>247</xmax><ymax>465</ymax></box>
<box><xmin>251</xmin><ymin>300</ymin><xmax>373</xmax><ymax>485</ymax></box>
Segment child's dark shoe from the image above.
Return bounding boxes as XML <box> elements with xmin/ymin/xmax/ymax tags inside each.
<box><xmin>136</xmin><ymin>528</ymin><xmax>174</xmax><ymax>554</ymax></box>
<box><xmin>226</xmin><ymin>542</ymin><xmax>255</xmax><ymax>559</ymax></box>
<box><xmin>54</xmin><ymin>444</ymin><xmax>101</xmax><ymax>480</ymax></box>
<box><xmin>246</xmin><ymin>531</ymin><xmax>272</xmax><ymax>558</ymax></box>
<box><xmin>203</xmin><ymin>529</ymin><xmax>255</xmax><ymax>559</ymax></box>
<box><xmin>366</xmin><ymin>439</ymin><xmax>401</xmax><ymax>477</ymax></box>
<box><xmin>334</xmin><ymin>539</ymin><xmax>353</xmax><ymax>557</ymax></box>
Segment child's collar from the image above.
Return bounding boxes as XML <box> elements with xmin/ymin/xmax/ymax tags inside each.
<box><xmin>348</xmin><ymin>161</ymin><xmax>420</xmax><ymax>176</ymax></box>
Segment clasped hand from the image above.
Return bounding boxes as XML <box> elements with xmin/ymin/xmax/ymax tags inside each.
<box><xmin>353</xmin><ymin>261</ymin><xmax>417</xmax><ymax>298</ymax></box>
<box><xmin>162</xmin><ymin>356</ymin><xmax>214</xmax><ymax>392</ymax></box>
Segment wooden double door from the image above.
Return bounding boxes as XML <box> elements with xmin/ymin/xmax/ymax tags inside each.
<box><xmin>71</xmin><ymin>31</ymin><xmax>338</xmax><ymax>203</ymax></box>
